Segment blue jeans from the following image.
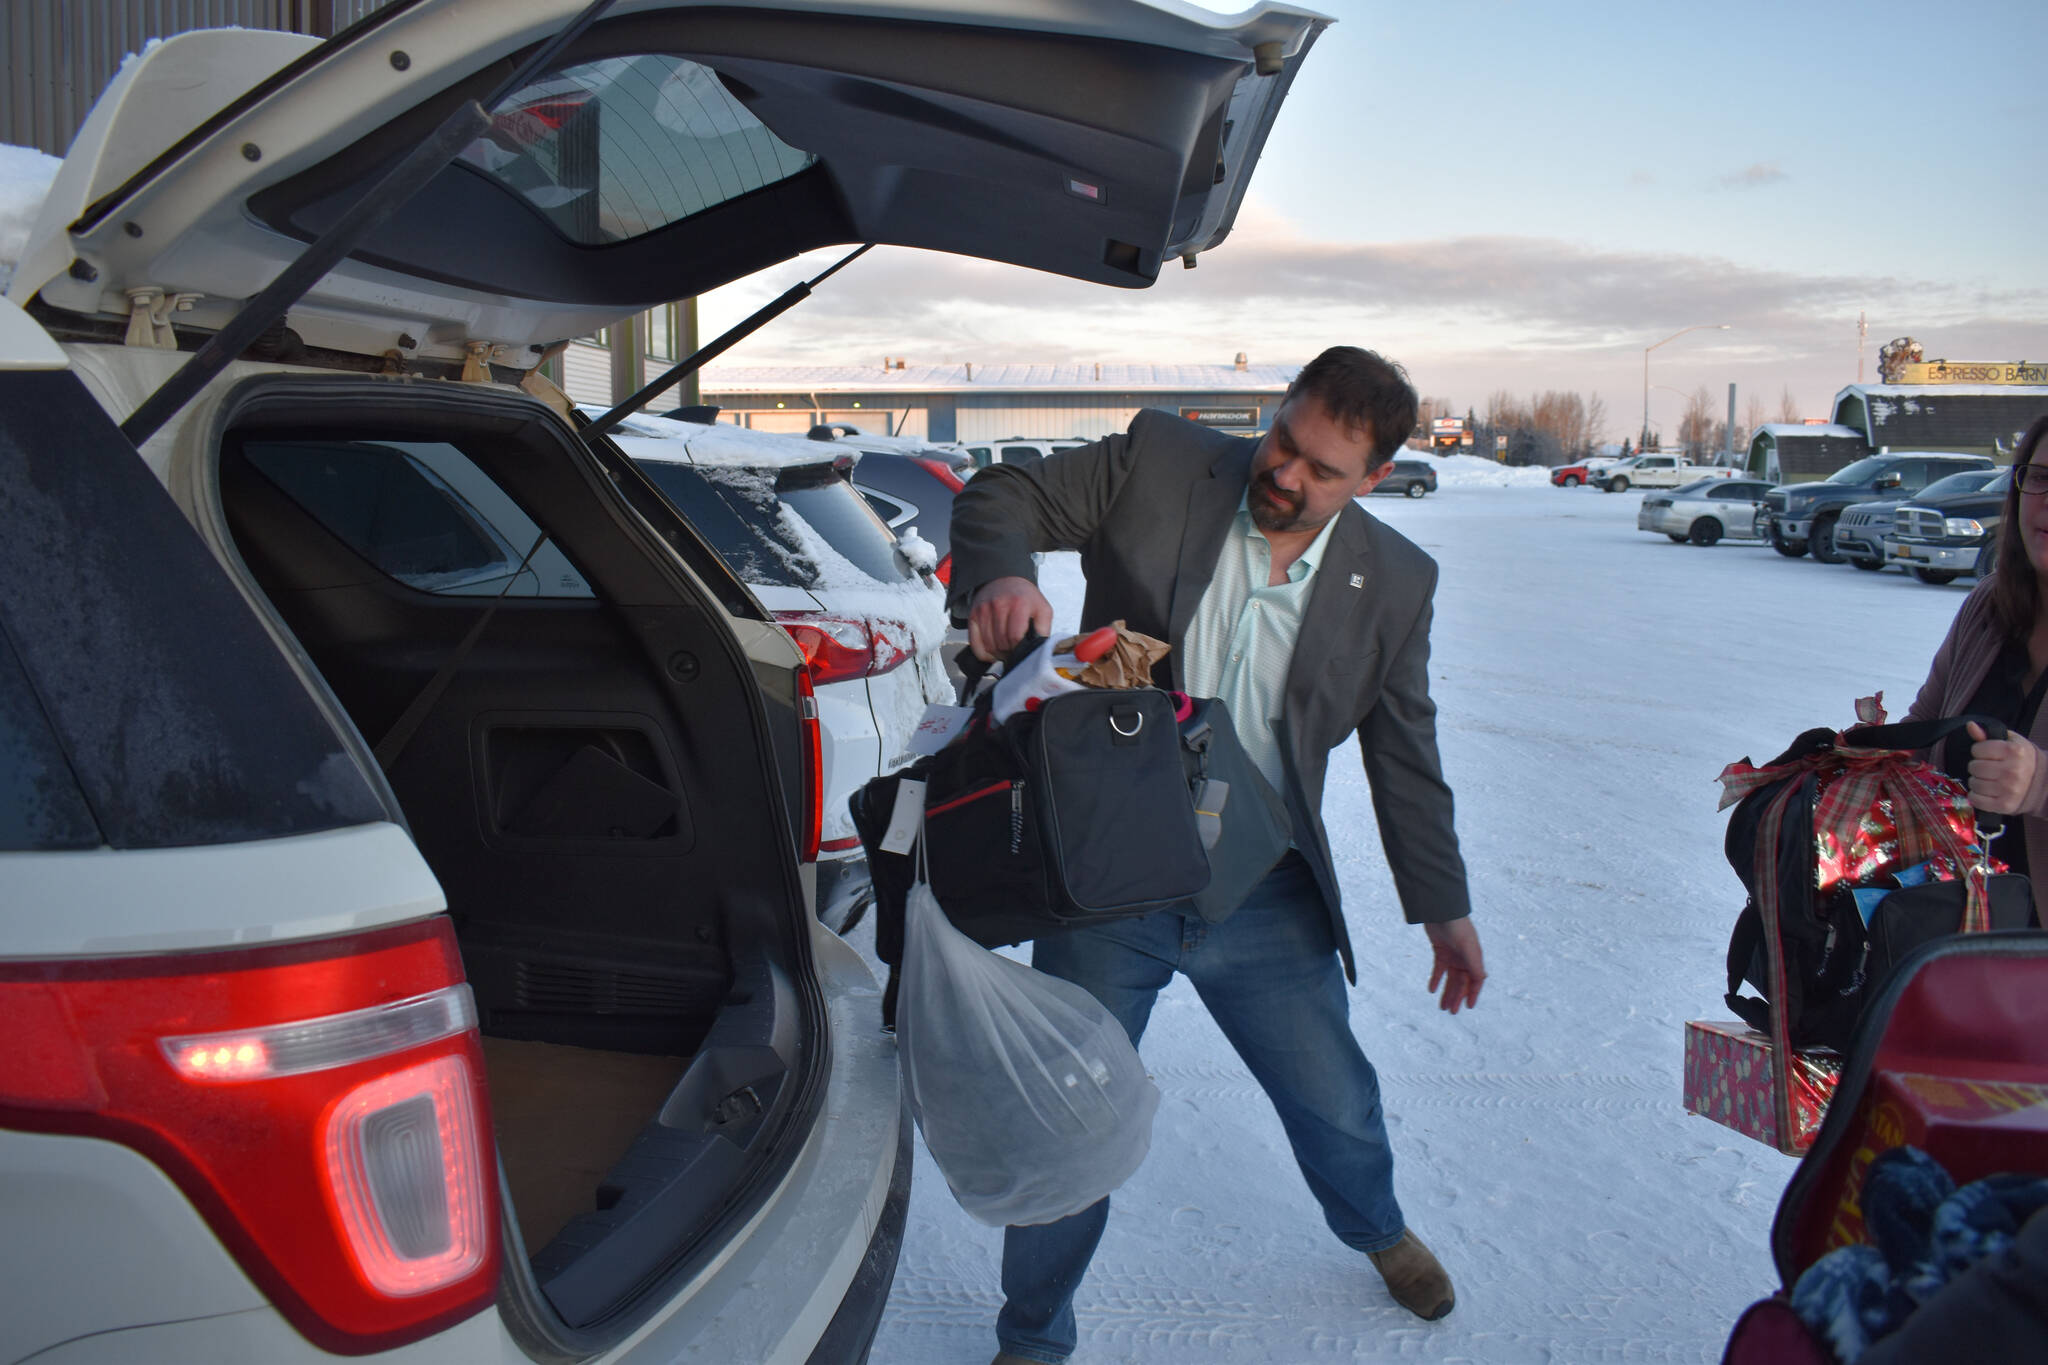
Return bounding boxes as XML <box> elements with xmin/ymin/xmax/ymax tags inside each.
<box><xmin>994</xmin><ymin>854</ymin><xmax>1406</xmax><ymax>1364</ymax></box>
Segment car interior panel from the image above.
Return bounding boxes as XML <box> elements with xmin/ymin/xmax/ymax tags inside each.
<box><xmin>211</xmin><ymin>382</ymin><xmax>817</xmax><ymax>1319</ymax></box>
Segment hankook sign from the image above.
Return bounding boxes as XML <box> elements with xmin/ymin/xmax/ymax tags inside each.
<box><xmin>1180</xmin><ymin>406</ymin><xmax>1261</xmax><ymax>427</ymax></box>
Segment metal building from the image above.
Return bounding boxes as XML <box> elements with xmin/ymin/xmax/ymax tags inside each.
<box><xmin>3</xmin><ymin>2</ymin><xmax>393</xmax><ymax>157</ymax></box>
<box><xmin>557</xmin><ymin>348</ymin><xmax>1295</xmax><ymax>442</ymax></box>
<box><xmin>1746</xmin><ymin>383</ymin><xmax>2048</xmax><ymax>483</ymax></box>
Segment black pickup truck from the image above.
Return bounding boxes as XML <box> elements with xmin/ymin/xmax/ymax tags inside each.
<box><xmin>1881</xmin><ymin>466</ymin><xmax>2013</xmax><ymax>584</ymax></box>
<box><xmin>1757</xmin><ymin>452</ymin><xmax>1995</xmax><ymax>563</ymax></box>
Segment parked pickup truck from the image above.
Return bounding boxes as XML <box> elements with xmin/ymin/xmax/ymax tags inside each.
<box><xmin>1881</xmin><ymin>466</ymin><xmax>2012</xmax><ymax>584</ymax></box>
<box><xmin>1831</xmin><ymin>467</ymin><xmax>2001</xmax><ymax>571</ymax></box>
<box><xmin>1757</xmin><ymin>452</ymin><xmax>1995</xmax><ymax>563</ymax></box>
<box><xmin>1600</xmin><ymin>453</ymin><xmax>1741</xmax><ymax>492</ymax></box>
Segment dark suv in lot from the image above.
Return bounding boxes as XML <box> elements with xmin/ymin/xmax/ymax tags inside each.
<box><xmin>1371</xmin><ymin>458</ymin><xmax>1440</xmax><ymax>498</ymax></box>
<box><xmin>1758</xmin><ymin>453</ymin><xmax>1995</xmax><ymax>563</ymax></box>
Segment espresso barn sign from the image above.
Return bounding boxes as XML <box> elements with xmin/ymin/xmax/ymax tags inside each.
<box><xmin>1180</xmin><ymin>406</ymin><xmax>1260</xmax><ymax>427</ymax></box>
<box><xmin>1892</xmin><ymin>360</ymin><xmax>2048</xmax><ymax>386</ymax></box>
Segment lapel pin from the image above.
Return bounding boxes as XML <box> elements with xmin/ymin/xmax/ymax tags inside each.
<box><xmin>1348</xmin><ymin>573</ymin><xmax>1364</xmax><ymax>588</ymax></box>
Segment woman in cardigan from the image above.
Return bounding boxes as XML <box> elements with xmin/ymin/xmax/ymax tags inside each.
<box><xmin>1906</xmin><ymin>413</ymin><xmax>2048</xmax><ymax>924</ymax></box>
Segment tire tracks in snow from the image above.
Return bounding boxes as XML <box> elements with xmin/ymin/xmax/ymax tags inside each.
<box><xmin>1143</xmin><ymin>1063</ymin><xmax>1669</xmax><ymax>1118</ymax></box>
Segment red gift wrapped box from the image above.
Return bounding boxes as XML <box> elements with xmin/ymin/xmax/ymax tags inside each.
<box><xmin>1684</xmin><ymin>1020</ymin><xmax>1842</xmax><ymax>1154</ymax></box>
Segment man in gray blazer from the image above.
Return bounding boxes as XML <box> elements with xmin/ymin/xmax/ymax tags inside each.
<box><xmin>949</xmin><ymin>346</ymin><xmax>1485</xmax><ymax>1365</ymax></box>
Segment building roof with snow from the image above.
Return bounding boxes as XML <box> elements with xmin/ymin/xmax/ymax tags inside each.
<box><xmin>699</xmin><ymin>361</ymin><xmax>1298</xmax><ymax>395</ymax></box>
<box><xmin>1747</xmin><ymin>422</ymin><xmax>1873</xmax><ymax>482</ymax></box>
<box><xmin>1831</xmin><ymin>383</ymin><xmax>2048</xmax><ymax>457</ymax></box>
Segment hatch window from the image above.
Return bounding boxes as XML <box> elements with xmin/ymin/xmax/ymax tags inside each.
<box><xmin>456</xmin><ymin>54</ymin><xmax>816</xmax><ymax>245</ymax></box>
<box><xmin>243</xmin><ymin>440</ymin><xmax>594</xmax><ymax>597</ymax></box>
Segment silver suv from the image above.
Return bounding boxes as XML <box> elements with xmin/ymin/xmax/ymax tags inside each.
<box><xmin>0</xmin><ymin>2</ymin><xmax>1319</xmax><ymax>1360</ymax></box>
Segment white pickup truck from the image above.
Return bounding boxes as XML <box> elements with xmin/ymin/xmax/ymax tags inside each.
<box><xmin>1600</xmin><ymin>453</ymin><xmax>1742</xmax><ymax>492</ymax></box>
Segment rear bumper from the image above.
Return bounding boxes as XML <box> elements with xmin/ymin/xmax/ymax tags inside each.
<box><xmin>804</xmin><ymin>1106</ymin><xmax>913</xmax><ymax>1365</ymax></box>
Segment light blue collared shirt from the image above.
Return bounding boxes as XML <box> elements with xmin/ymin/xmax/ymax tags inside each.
<box><xmin>1180</xmin><ymin>495</ymin><xmax>1343</xmax><ymax>789</ymax></box>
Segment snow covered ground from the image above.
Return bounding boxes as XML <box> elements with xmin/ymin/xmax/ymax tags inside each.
<box><xmin>848</xmin><ymin>475</ymin><xmax>1972</xmax><ymax>1364</ymax></box>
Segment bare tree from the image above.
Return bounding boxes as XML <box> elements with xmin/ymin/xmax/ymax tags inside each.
<box><xmin>1777</xmin><ymin>386</ymin><xmax>1801</xmax><ymax>424</ymax></box>
<box><xmin>1484</xmin><ymin>390</ymin><xmax>1524</xmax><ymax>431</ymax></box>
<box><xmin>1678</xmin><ymin>385</ymin><xmax>1717</xmax><ymax>458</ymax></box>
<box><xmin>1739</xmin><ymin>394</ymin><xmax>1768</xmax><ymax>452</ymax></box>
<box><xmin>1467</xmin><ymin>389</ymin><xmax>1609</xmax><ymax>465</ymax></box>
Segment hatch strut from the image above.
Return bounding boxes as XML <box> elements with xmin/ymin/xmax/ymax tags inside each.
<box><xmin>118</xmin><ymin>0</ymin><xmax>623</xmax><ymax>448</ymax></box>
<box><xmin>582</xmin><ymin>243</ymin><xmax>874</xmax><ymax>439</ymax></box>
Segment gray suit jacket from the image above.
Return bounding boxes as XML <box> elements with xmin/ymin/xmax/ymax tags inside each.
<box><xmin>947</xmin><ymin>408</ymin><xmax>1471</xmax><ymax>983</ymax></box>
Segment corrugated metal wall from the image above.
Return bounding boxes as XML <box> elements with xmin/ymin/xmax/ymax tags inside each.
<box><xmin>2</xmin><ymin>1</ymin><xmax>394</xmax><ymax>157</ymax></box>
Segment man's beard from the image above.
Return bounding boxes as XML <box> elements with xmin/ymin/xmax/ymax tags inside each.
<box><xmin>1249</xmin><ymin>472</ymin><xmax>1308</xmax><ymax>532</ymax></box>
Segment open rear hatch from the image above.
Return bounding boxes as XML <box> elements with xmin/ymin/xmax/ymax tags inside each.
<box><xmin>10</xmin><ymin>0</ymin><xmax>1327</xmax><ymax>376</ymax></box>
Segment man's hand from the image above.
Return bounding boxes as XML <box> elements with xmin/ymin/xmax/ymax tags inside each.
<box><xmin>1966</xmin><ymin>720</ymin><xmax>2044</xmax><ymax>816</ymax></box>
<box><xmin>968</xmin><ymin>576</ymin><xmax>1055</xmax><ymax>661</ymax></box>
<box><xmin>1423</xmin><ymin>918</ymin><xmax>1485</xmax><ymax>1014</ymax></box>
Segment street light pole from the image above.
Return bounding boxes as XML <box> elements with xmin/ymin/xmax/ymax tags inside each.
<box><xmin>1642</xmin><ymin>323</ymin><xmax>1731</xmax><ymax>450</ymax></box>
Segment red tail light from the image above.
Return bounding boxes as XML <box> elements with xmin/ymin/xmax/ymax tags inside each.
<box><xmin>0</xmin><ymin>919</ymin><xmax>497</xmax><ymax>1354</ymax></box>
<box><xmin>911</xmin><ymin>456</ymin><xmax>967</xmax><ymax>493</ymax></box>
<box><xmin>795</xmin><ymin>664</ymin><xmax>823</xmax><ymax>862</ymax></box>
<box><xmin>933</xmin><ymin>552</ymin><xmax>953</xmax><ymax>587</ymax></box>
<box><xmin>492</xmin><ymin>92</ymin><xmax>593</xmax><ymax>145</ymax></box>
<box><xmin>774</xmin><ymin>611</ymin><xmax>915</xmax><ymax>685</ymax></box>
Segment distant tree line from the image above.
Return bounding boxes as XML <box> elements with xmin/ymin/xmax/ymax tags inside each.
<box><xmin>1414</xmin><ymin>384</ymin><xmax>1802</xmax><ymax>467</ymax></box>
<box><xmin>1445</xmin><ymin>390</ymin><xmax>1611</xmax><ymax>466</ymax></box>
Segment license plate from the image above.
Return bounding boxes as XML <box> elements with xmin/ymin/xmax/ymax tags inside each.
<box><xmin>1892</xmin><ymin>545</ymin><xmax>1918</xmax><ymax>560</ymax></box>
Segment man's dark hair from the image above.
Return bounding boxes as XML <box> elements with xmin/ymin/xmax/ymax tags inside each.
<box><xmin>1284</xmin><ymin>346</ymin><xmax>1420</xmax><ymax>470</ymax></box>
<box><xmin>1989</xmin><ymin>413</ymin><xmax>2048</xmax><ymax>640</ymax></box>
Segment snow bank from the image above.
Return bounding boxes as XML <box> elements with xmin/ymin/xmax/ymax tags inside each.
<box><xmin>0</xmin><ymin>144</ymin><xmax>61</xmax><ymax>293</ymax></box>
<box><xmin>1420</xmin><ymin>453</ymin><xmax>1553</xmax><ymax>489</ymax></box>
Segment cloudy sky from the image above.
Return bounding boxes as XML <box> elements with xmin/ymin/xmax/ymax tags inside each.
<box><xmin>693</xmin><ymin>0</ymin><xmax>2048</xmax><ymax>443</ymax></box>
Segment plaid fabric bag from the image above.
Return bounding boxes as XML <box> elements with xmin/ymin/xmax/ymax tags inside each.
<box><xmin>1717</xmin><ymin>697</ymin><xmax>2030</xmax><ymax>1059</ymax></box>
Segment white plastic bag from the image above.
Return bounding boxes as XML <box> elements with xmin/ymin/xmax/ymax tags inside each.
<box><xmin>897</xmin><ymin>869</ymin><xmax>1160</xmax><ymax>1227</ymax></box>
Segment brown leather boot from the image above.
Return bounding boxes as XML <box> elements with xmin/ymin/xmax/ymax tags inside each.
<box><xmin>1368</xmin><ymin>1229</ymin><xmax>1455</xmax><ymax>1320</ymax></box>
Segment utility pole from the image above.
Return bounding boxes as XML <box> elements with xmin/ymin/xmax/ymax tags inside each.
<box><xmin>1725</xmin><ymin>382</ymin><xmax>1737</xmax><ymax>465</ymax></box>
<box><xmin>1857</xmin><ymin>311</ymin><xmax>1867</xmax><ymax>385</ymax></box>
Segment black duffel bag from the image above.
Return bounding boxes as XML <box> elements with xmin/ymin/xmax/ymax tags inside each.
<box><xmin>853</xmin><ymin>640</ymin><xmax>1212</xmax><ymax>1026</ymax></box>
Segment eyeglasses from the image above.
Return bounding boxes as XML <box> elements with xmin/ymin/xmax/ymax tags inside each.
<box><xmin>2018</xmin><ymin>464</ymin><xmax>2048</xmax><ymax>495</ymax></box>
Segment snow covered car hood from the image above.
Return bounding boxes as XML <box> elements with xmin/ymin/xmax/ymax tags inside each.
<box><xmin>9</xmin><ymin>0</ymin><xmax>1326</xmax><ymax>373</ymax></box>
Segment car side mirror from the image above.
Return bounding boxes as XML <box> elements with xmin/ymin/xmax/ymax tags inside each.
<box><xmin>1874</xmin><ymin>475</ymin><xmax>1901</xmax><ymax>490</ymax></box>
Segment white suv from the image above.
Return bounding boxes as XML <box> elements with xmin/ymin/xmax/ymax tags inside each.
<box><xmin>610</xmin><ymin>416</ymin><xmax>953</xmax><ymax>933</ymax></box>
<box><xmin>0</xmin><ymin>2</ymin><xmax>1318</xmax><ymax>1361</ymax></box>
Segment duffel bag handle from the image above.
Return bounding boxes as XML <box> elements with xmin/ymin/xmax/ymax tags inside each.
<box><xmin>1839</xmin><ymin>713</ymin><xmax>2008</xmax><ymax>840</ymax></box>
<box><xmin>955</xmin><ymin>627</ymin><xmax>1047</xmax><ymax>704</ymax></box>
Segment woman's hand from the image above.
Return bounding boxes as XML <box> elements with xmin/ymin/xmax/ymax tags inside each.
<box><xmin>1965</xmin><ymin>721</ymin><xmax>2044</xmax><ymax>815</ymax></box>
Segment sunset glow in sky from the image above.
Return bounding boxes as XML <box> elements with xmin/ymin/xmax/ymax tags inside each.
<box><xmin>694</xmin><ymin>0</ymin><xmax>2048</xmax><ymax>441</ymax></box>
